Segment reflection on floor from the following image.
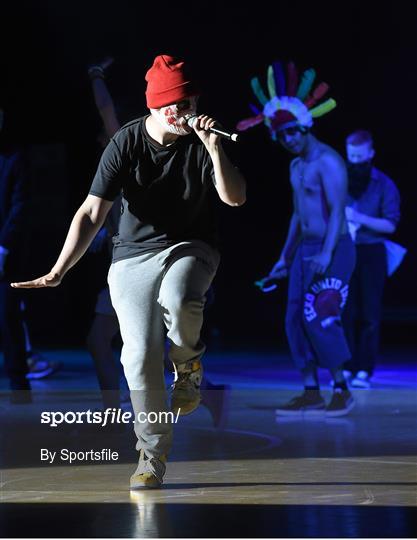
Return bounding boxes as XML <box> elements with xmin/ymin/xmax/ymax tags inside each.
<box><xmin>1</xmin><ymin>347</ymin><xmax>416</xmax><ymax>537</ymax></box>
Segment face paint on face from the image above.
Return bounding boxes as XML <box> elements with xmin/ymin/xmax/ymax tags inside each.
<box><xmin>151</xmin><ymin>96</ymin><xmax>198</xmax><ymax>136</ymax></box>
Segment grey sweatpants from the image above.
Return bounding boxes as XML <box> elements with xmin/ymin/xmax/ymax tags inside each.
<box><xmin>108</xmin><ymin>240</ymin><xmax>220</xmax><ymax>458</ymax></box>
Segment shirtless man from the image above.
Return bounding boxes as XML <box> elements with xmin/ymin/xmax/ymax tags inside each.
<box><xmin>237</xmin><ymin>62</ymin><xmax>356</xmax><ymax>416</ymax></box>
<box><xmin>270</xmin><ymin>124</ymin><xmax>356</xmax><ymax>416</ymax></box>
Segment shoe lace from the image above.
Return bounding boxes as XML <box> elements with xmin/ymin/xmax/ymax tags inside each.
<box><xmin>172</xmin><ymin>370</ymin><xmax>201</xmax><ymax>390</ymax></box>
<box><xmin>139</xmin><ymin>451</ymin><xmax>166</xmax><ymax>484</ymax></box>
<box><xmin>172</xmin><ymin>361</ymin><xmax>202</xmax><ymax>389</ymax></box>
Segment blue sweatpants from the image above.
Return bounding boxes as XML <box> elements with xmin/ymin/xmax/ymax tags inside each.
<box><xmin>285</xmin><ymin>235</ymin><xmax>356</xmax><ymax>370</ymax></box>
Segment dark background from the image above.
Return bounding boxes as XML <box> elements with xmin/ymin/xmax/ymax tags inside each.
<box><xmin>0</xmin><ymin>0</ymin><xmax>416</xmax><ymax>348</ymax></box>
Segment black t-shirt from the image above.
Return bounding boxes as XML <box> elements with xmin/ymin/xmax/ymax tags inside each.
<box><xmin>89</xmin><ymin>116</ymin><xmax>218</xmax><ymax>262</ymax></box>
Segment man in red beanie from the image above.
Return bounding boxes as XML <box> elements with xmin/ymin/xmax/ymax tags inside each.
<box><xmin>12</xmin><ymin>54</ymin><xmax>246</xmax><ymax>489</ymax></box>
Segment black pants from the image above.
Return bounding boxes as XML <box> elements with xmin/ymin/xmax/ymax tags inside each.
<box><xmin>0</xmin><ymin>282</ymin><xmax>29</xmax><ymax>389</ymax></box>
<box><xmin>343</xmin><ymin>243</ymin><xmax>386</xmax><ymax>376</ymax></box>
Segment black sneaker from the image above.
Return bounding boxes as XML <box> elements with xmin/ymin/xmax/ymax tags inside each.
<box><xmin>275</xmin><ymin>391</ymin><xmax>326</xmax><ymax>416</ymax></box>
<box><xmin>326</xmin><ymin>389</ymin><xmax>355</xmax><ymax>417</ymax></box>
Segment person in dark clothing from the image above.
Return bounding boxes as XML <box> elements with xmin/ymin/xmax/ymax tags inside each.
<box><xmin>1</xmin><ymin>108</ymin><xmax>61</xmax><ymax>390</ymax></box>
<box><xmin>0</xmin><ymin>108</ymin><xmax>32</xmax><ymax>402</ymax></box>
<box><xmin>86</xmin><ymin>58</ymin><xmax>231</xmax><ymax>426</ymax></box>
<box><xmin>342</xmin><ymin>130</ymin><xmax>401</xmax><ymax>388</ymax></box>
<box><xmin>12</xmin><ymin>55</ymin><xmax>246</xmax><ymax>488</ymax></box>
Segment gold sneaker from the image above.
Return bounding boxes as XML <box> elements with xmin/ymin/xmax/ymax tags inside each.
<box><xmin>171</xmin><ymin>360</ymin><xmax>203</xmax><ymax>415</ymax></box>
<box><xmin>130</xmin><ymin>449</ymin><xmax>167</xmax><ymax>489</ymax></box>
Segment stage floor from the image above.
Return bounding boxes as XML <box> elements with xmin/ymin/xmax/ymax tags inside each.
<box><xmin>1</xmin><ymin>347</ymin><xmax>416</xmax><ymax>537</ymax></box>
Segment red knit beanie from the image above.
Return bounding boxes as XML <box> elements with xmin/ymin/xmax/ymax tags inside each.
<box><xmin>145</xmin><ymin>55</ymin><xmax>199</xmax><ymax>109</ymax></box>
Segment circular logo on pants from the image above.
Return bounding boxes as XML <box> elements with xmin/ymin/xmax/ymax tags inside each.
<box><xmin>304</xmin><ymin>277</ymin><xmax>349</xmax><ymax>326</ymax></box>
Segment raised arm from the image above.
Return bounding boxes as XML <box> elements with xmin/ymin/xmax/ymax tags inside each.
<box><xmin>193</xmin><ymin>115</ymin><xmax>246</xmax><ymax>206</ymax></box>
<box><xmin>209</xmin><ymin>145</ymin><xmax>246</xmax><ymax>206</ymax></box>
<box><xmin>88</xmin><ymin>58</ymin><xmax>121</xmax><ymax>139</ymax></box>
<box><xmin>11</xmin><ymin>195</ymin><xmax>113</xmax><ymax>288</ymax></box>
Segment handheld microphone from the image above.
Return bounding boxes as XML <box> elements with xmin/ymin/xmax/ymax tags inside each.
<box><xmin>184</xmin><ymin>114</ymin><xmax>239</xmax><ymax>142</ymax></box>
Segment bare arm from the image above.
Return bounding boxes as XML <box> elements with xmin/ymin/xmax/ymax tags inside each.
<box><xmin>209</xmin><ymin>144</ymin><xmax>246</xmax><ymax>206</ymax></box>
<box><xmin>88</xmin><ymin>59</ymin><xmax>120</xmax><ymax>139</ymax></box>
<box><xmin>269</xmin><ymin>192</ymin><xmax>301</xmax><ymax>277</ymax></box>
<box><xmin>305</xmin><ymin>153</ymin><xmax>347</xmax><ymax>274</ymax></box>
<box><xmin>11</xmin><ymin>195</ymin><xmax>113</xmax><ymax>288</ymax></box>
<box><xmin>280</xmin><ymin>192</ymin><xmax>302</xmax><ymax>264</ymax></box>
<box><xmin>360</xmin><ymin>214</ymin><xmax>396</xmax><ymax>233</ymax></box>
<box><xmin>193</xmin><ymin>115</ymin><xmax>246</xmax><ymax>206</ymax></box>
<box><xmin>346</xmin><ymin>175</ymin><xmax>400</xmax><ymax>235</ymax></box>
<box><xmin>346</xmin><ymin>208</ymin><xmax>396</xmax><ymax>233</ymax></box>
<box><xmin>320</xmin><ymin>153</ymin><xmax>347</xmax><ymax>255</ymax></box>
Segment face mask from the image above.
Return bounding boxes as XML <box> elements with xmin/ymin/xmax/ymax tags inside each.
<box><xmin>347</xmin><ymin>160</ymin><xmax>373</xmax><ymax>199</ymax></box>
<box><xmin>151</xmin><ymin>96</ymin><xmax>197</xmax><ymax>136</ymax></box>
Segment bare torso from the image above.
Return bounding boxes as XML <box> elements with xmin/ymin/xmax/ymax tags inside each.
<box><xmin>290</xmin><ymin>143</ymin><xmax>348</xmax><ymax>239</ymax></box>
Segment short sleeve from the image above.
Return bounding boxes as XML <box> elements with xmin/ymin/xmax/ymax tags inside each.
<box><xmin>381</xmin><ymin>177</ymin><xmax>401</xmax><ymax>226</ymax></box>
<box><xmin>89</xmin><ymin>139</ymin><xmax>125</xmax><ymax>201</ymax></box>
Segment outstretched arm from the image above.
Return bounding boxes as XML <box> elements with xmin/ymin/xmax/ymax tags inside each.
<box><xmin>11</xmin><ymin>195</ymin><xmax>113</xmax><ymax>288</ymax></box>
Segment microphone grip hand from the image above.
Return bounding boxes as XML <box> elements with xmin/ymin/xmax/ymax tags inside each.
<box><xmin>185</xmin><ymin>114</ymin><xmax>239</xmax><ymax>142</ymax></box>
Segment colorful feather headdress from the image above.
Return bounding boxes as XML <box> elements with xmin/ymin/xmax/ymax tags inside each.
<box><xmin>236</xmin><ymin>62</ymin><xmax>337</xmax><ymax>140</ymax></box>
